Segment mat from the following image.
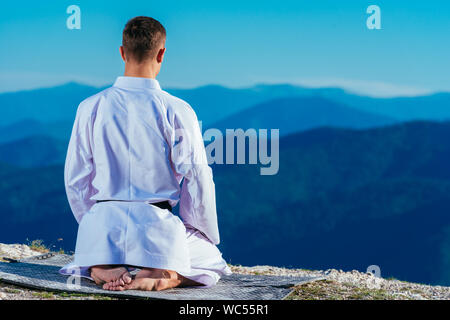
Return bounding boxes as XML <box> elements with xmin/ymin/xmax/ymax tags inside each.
<box><xmin>0</xmin><ymin>253</ymin><xmax>325</xmax><ymax>300</ymax></box>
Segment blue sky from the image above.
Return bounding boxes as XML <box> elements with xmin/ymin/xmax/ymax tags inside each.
<box><xmin>1</xmin><ymin>0</ymin><xmax>449</xmax><ymax>96</ymax></box>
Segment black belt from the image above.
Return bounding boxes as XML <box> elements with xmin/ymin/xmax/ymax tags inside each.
<box><xmin>96</xmin><ymin>200</ymin><xmax>172</xmax><ymax>212</ymax></box>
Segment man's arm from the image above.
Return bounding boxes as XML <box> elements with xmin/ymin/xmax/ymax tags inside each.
<box><xmin>171</xmin><ymin>104</ymin><xmax>220</xmax><ymax>245</ymax></box>
<box><xmin>64</xmin><ymin>103</ymin><xmax>96</xmax><ymax>224</ymax></box>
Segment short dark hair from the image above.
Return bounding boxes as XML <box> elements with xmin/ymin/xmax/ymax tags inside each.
<box><xmin>122</xmin><ymin>16</ymin><xmax>166</xmax><ymax>63</ymax></box>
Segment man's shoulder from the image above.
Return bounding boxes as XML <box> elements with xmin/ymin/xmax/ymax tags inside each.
<box><xmin>158</xmin><ymin>89</ymin><xmax>194</xmax><ymax>113</ymax></box>
<box><xmin>156</xmin><ymin>90</ymin><xmax>201</xmax><ymax>125</ymax></box>
<box><xmin>80</xmin><ymin>86</ymin><xmax>116</xmax><ymax>105</ymax></box>
<box><xmin>76</xmin><ymin>86</ymin><xmax>115</xmax><ymax>114</ymax></box>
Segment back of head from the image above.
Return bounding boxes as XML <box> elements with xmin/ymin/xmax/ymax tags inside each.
<box><xmin>122</xmin><ymin>16</ymin><xmax>166</xmax><ymax>64</ymax></box>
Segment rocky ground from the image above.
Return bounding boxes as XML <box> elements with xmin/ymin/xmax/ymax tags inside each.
<box><xmin>231</xmin><ymin>265</ymin><xmax>450</xmax><ymax>300</ymax></box>
<box><xmin>1</xmin><ymin>243</ymin><xmax>449</xmax><ymax>300</ymax></box>
<box><xmin>0</xmin><ymin>243</ymin><xmax>113</xmax><ymax>300</ymax></box>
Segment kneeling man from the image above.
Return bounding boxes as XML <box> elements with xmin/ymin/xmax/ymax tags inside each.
<box><xmin>60</xmin><ymin>16</ymin><xmax>231</xmax><ymax>291</ymax></box>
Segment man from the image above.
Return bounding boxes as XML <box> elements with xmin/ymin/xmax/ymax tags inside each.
<box><xmin>59</xmin><ymin>16</ymin><xmax>231</xmax><ymax>291</ymax></box>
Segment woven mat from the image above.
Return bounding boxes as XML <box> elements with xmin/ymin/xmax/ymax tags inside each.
<box><xmin>0</xmin><ymin>253</ymin><xmax>324</xmax><ymax>300</ymax></box>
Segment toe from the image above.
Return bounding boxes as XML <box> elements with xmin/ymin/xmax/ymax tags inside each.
<box><xmin>155</xmin><ymin>279</ymin><xmax>166</xmax><ymax>291</ymax></box>
<box><xmin>123</xmin><ymin>282</ymin><xmax>135</xmax><ymax>291</ymax></box>
<box><xmin>123</xmin><ymin>273</ymin><xmax>132</xmax><ymax>284</ymax></box>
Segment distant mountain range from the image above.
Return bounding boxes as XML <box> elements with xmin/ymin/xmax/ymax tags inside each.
<box><xmin>0</xmin><ymin>163</ymin><xmax>76</xmax><ymax>251</ymax></box>
<box><xmin>1</xmin><ymin>121</ymin><xmax>449</xmax><ymax>286</ymax></box>
<box><xmin>0</xmin><ymin>83</ymin><xmax>401</xmax><ymax>169</ymax></box>
<box><xmin>0</xmin><ymin>96</ymin><xmax>398</xmax><ymax>169</ymax></box>
<box><xmin>0</xmin><ymin>135</ymin><xmax>66</xmax><ymax>168</ymax></box>
<box><xmin>171</xmin><ymin>83</ymin><xmax>450</xmax><ymax>124</ymax></box>
<box><xmin>0</xmin><ymin>82</ymin><xmax>449</xmax><ymax>143</ymax></box>
<box><xmin>0</xmin><ymin>119</ymin><xmax>72</xmax><ymax>144</ymax></box>
<box><xmin>0</xmin><ymin>82</ymin><xmax>99</xmax><ymax>127</ymax></box>
<box><xmin>213</xmin><ymin>120</ymin><xmax>450</xmax><ymax>286</ymax></box>
<box><xmin>209</xmin><ymin>96</ymin><xmax>396</xmax><ymax>136</ymax></box>
<box><xmin>328</xmin><ymin>91</ymin><xmax>450</xmax><ymax>121</ymax></box>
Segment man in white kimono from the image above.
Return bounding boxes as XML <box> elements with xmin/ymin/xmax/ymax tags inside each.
<box><xmin>59</xmin><ymin>16</ymin><xmax>231</xmax><ymax>291</ymax></box>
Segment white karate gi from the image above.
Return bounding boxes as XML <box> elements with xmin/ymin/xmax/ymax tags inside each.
<box><xmin>59</xmin><ymin>76</ymin><xmax>231</xmax><ymax>287</ymax></box>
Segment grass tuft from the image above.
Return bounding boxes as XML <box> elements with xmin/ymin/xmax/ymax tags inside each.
<box><xmin>28</xmin><ymin>239</ymin><xmax>50</xmax><ymax>253</ymax></box>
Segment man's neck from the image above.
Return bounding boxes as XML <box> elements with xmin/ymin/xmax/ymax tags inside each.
<box><xmin>123</xmin><ymin>63</ymin><xmax>159</xmax><ymax>79</ymax></box>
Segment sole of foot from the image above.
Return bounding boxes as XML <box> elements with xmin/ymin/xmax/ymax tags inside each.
<box><xmin>103</xmin><ymin>268</ymin><xmax>201</xmax><ymax>291</ymax></box>
<box><xmin>90</xmin><ymin>265</ymin><xmax>132</xmax><ymax>287</ymax></box>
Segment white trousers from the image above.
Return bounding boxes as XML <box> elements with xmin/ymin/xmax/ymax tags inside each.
<box><xmin>59</xmin><ymin>201</ymin><xmax>231</xmax><ymax>287</ymax></box>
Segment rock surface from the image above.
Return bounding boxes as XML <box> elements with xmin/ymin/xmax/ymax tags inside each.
<box><xmin>1</xmin><ymin>243</ymin><xmax>449</xmax><ymax>300</ymax></box>
<box><xmin>230</xmin><ymin>265</ymin><xmax>450</xmax><ymax>300</ymax></box>
<box><xmin>0</xmin><ymin>243</ymin><xmax>43</xmax><ymax>261</ymax></box>
<box><xmin>0</xmin><ymin>243</ymin><xmax>113</xmax><ymax>300</ymax></box>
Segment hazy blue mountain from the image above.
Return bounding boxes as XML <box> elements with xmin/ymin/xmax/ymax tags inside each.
<box><xmin>0</xmin><ymin>135</ymin><xmax>67</xmax><ymax>168</ymax></box>
<box><xmin>167</xmin><ymin>84</ymin><xmax>334</xmax><ymax>125</ymax></box>
<box><xmin>1</xmin><ymin>121</ymin><xmax>450</xmax><ymax>285</ymax></box>
<box><xmin>209</xmin><ymin>96</ymin><xmax>397</xmax><ymax>136</ymax></box>
<box><xmin>0</xmin><ymin>119</ymin><xmax>45</xmax><ymax>144</ymax></box>
<box><xmin>212</xmin><ymin>120</ymin><xmax>450</xmax><ymax>285</ymax></box>
<box><xmin>0</xmin><ymin>82</ymin><xmax>317</xmax><ymax>128</ymax></box>
<box><xmin>0</xmin><ymin>162</ymin><xmax>76</xmax><ymax>251</ymax></box>
<box><xmin>0</xmin><ymin>82</ymin><xmax>101</xmax><ymax>127</ymax></box>
<box><xmin>0</xmin><ymin>96</ymin><xmax>395</xmax><ymax>168</ymax></box>
<box><xmin>0</xmin><ymin>118</ymin><xmax>73</xmax><ymax>144</ymax></box>
<box><xmin>325</xmin><ymin>91</ymin><xmax>450</xmax><ymax>121</ymax></box>
<box><xmin>170</xmin><ymin>84</ymin><xmax>450</xmax><ymax>124</ymax></box>
<box><xmin>1</xmin><ymin>82</ymin><xmax>450</xmax><ymax>141</ymax></box>
<box><xmin>0</xmin><ymin>83</ymin><xmax>393</xmax><ymax>148</ymax></box>
<box><xmin>1</xmin><ymin>83</ymin><xmax>320</xmax><ymax>141</ymax></box>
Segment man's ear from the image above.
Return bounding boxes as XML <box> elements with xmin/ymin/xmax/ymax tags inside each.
<box><xmin>119</xmin><ymin>46</ymin><xmax>126</xmax><ymax>62</ymax></box>
<box><xmin>156</xmin><ymin>47</ymin><xmax>166</xmax><ymax>63</ymax></box>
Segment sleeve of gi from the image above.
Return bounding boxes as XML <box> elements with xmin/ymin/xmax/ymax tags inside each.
<box><xmin>64</xmin><ymin>102</ymin><xmax>96</xmax><ymax>224</ymax></box>
<box><xmin>171</xmin><ymin>103</ymin><xmax>220</xmax><ymax>245</ymax></box>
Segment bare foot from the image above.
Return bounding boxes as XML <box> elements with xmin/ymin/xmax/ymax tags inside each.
<box><xmin>135</xmin><ymin>267</ymin><xmax>177</xmax><ymax>280</ymax></box>
<box><xmin>120</xmin><ymin>268</ymin><xmax>202</xmax><ymax>291</ymax></box>
<box><xmin>90</xmin><ymin>265</ymin><xmax>132</xmax><ymax>287</ymax></box>
<box><xmin>123</xmin><ymin>277</ymin><xmax>181</xmax><ymax>291</ymax></box>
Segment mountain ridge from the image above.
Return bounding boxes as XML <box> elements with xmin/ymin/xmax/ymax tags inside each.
<box><xmin>2</xmin><ymin>82</ymin><xmax>450</xmax><ymax>128</ymax></box>
<box><xmin>209</xmin><ymin>96</ymin><xmax>397</xmax><ymax>136</ymax></box>
<box><xmin>1</xmin><ymin>120</ymin><xmax>449</xmax><ymax>285</ymax></box>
